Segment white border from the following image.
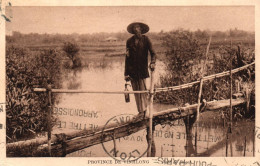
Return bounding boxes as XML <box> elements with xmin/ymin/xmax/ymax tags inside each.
<box><xmin>0</xmin><ymin>0</ymin><xmax>259</xmax><ymax>166</ymax></box>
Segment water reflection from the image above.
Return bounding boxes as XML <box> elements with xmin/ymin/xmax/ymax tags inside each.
<box><xmin>54</xmin><ymin>57</ymin><xmax>254</xmax><ymax>157</ymax></box>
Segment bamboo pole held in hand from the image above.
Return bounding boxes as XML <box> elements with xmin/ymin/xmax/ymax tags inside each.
<box><xmin>147</xmin><ymin>69</ymin><xmax>155</xmax><ymax>157</ymax></box>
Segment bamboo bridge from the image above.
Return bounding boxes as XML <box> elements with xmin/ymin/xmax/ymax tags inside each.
<box><xmin>6</xmin><ymin>62</ymin><xmax>255</xmax><ymax>157</ymax></box>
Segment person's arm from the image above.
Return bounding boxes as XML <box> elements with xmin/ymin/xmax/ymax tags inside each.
<box><xmin>147</xmin><ymin>36</ymin><xmax>156</xmax><ymax>70</ymax></box>
<box><xmin>124</xmin><ymin>40</ymin><xmax>131</xmax><ymax>80</ymax></box>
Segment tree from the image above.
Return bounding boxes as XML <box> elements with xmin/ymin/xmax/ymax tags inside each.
<box><xmin>162</xmin><ymin>29</ymin><xmax>203</xmax><ymax>85</ymax></box>
<box><xmin>62</xmin><ymin>42</ymin><xmax>81</xmax><ymax>68</ymax></box>
<box><xmin>154</xmin><ymin>30</ymin><xmax>204</xmax><ymax>105</ymax></box>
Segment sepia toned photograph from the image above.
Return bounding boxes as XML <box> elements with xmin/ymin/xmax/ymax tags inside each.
<box><xmin>4</xmin><ymin>6</ymin><xmax>255</xmax><ymax>161</ymax></box>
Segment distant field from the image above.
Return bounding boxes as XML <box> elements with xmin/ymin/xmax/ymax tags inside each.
<box><xmin>8</xmin><ymin>35</ymin><xmax>254</xmax><ymax>62</ymax></box>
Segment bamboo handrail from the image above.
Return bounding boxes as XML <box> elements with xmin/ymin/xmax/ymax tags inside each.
<box><xmin>156</xmin><ymin>61</ymin><xmax>254</xmax><ymax>92</ymax></box>
<box><xmin>33</xmin><ymin>61</ymin><xmax>254</xmax><ymax>94</ymax></box>
<box><xmin>33</xmin><ymin>88</ymin><xmax>149</xmax><ymax>94</ymax></box>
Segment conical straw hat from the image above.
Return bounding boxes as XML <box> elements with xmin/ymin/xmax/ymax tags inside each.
<box><xmin>127</xmin><ymin>22</ymin><xmax>149</xmax><ymax>34</ymax></box>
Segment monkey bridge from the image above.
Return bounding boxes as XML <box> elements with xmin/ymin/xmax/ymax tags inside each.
<box><xmin>6</xmin><ymin>62</ymin><xmax>254</xmax><ymax>157</ymax></box>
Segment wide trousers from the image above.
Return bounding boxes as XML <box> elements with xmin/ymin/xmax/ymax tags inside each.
<box><xmin>130</xmin><ymin>78</ymin><xmax>148</xmax><ymax>113</ymax></box>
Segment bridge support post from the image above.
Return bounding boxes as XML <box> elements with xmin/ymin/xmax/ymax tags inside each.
<box><xmin>183</xmin><ymin>110</ymin><xmax>197</xmax><ymax>157</ymax></box>
<box><xmin>146</xmin><ymin>125</ymin><xmax>156</xmax><ymax>157</ymax></box>
<box><xmin>47</xmin><ymin>83</ymin><xmax>52</xmax><ymax>157</ymax></box>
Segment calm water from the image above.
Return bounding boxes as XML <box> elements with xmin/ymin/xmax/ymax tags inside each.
<box><xmin>52</xmin><ymin>56</ymin><xmax>255</xmax><ymax>157</ymax></box>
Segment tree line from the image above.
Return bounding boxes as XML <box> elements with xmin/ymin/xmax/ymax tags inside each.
<box><xmin>6</xmin><ymin>28</ymin><xmax>254</xmax><ymax>45</ymax></box>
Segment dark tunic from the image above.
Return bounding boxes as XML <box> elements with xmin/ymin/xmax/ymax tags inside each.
<box><xmin>124</xmin><ymin>35</ymin><xmax>156</xmax><ymax>79</ymax></box>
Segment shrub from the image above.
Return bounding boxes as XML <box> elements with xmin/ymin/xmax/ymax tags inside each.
<box><xmin>154</xmin><ymin>30</ymin><xmax>204</xmax><ymax>105</ymax></box>
<box><xmin>154</xmin><ymin>30</ymin><xmax>255</xmax><ymax>109</ymax></box>
<box><xmin>6</xmin><ymin>46</ymin><xmax>62</xmax><ymax>141</ymax></box>
<box><xmin>62</xmin><ymin>42</ymin><xmax>82</xmax><ymax>68</ymax></box>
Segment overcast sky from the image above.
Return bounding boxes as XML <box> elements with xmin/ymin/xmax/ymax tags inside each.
<box><xmin>5</xmin><ymin>6</ymin><xmax>255</xmax><ymax>34</ymax></box>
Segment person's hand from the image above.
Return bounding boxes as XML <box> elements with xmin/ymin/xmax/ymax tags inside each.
<box><xmin>149</xmin><ymin>63</ymin><xmax>156</xmax><ymax>71</ymax></box>
<box><xmin>124</xmin><ymin>75</ymin><xmax>131</xmax><ymax>81</ymax></box>
<box><xmin>126</xmin><ymin>48</ymin><xmax>129</xmax><ymax>57</ymax></box>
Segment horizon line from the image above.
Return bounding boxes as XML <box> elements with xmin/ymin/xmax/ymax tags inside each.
<box><xmin>6</xmin><ymin>28</ymin><xmax>255</xmax><ymax>36</ymax></box>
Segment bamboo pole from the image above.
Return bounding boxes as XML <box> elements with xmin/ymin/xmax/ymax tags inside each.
<box><xmin>34</xmin><ymin>88</ymin><xmax>149</xmax><ymax>94</ymax></box>
<box><xmin>147</xmin><ymin>70</ymin><xmax>155</xmax><ymax>157</ymax></box>
<box><xmin>185</xmin><ymin>112</ymin><xmax>189</xmax><ymax>157</ymax></box>
<box><xmin>113</xmin><ymin>131</ymin><xmax>117</xmax><ymax>157</ymax></box>
<box><xmin>226</xmin><ymin>132</ymin><xmax>228</xmax><ymax>157</ymax></box>
<box><xmin>171</xmin><ymin>135</ymin><xmax>174</xmax><ymax>157</ymax></box>
<box><xmin>196</xmin><ymin>36</ymin><xmax>212</xmax><ymax>121</ymax></box>
<box><xmin>206</xmin><ymin>129</ymin><xmax>210</xmax><ymax>154</ymax></box>
<box><xmin>155</xmin><ymin>62</ymin><xmax>254</xmax><ymax>92</ymax></box>
<box><xmin>195</xmin><ymin>127</ymin><xmax>198</xmax><ymax>155</ymax></box>
<box><xmin>245</xmin><ymin>87</ymin><xmax>250</xmax><ymax>114</ymax></box>
<box><xmin>253</xmin><ymin>128</ymin><xmax>255</xmax><ymax>156</ymax></box>
<box><xmin>161</xmin><ymin>145</ymin><xmax>163</xmax><ymax>157</ymax></box>
<box><xmin>196</xmin><ymin>78</ymin><xmax>204</xmax><ymax>121</ymax></box>
<box><xmin>194</xmin><ymin>36</ymin><xmax>211</xmax><ymax>156</ymax></box>
<box><xmin>229</xmin><ymin>39</ymin><xmax>233</xmax><ymax>157</ymax></box>
<box><xmin>243</xmin><ymin>136</ymin><xmax>246</xmax><ymax>157</ymax></box>
<box><xmin>47</xmin><ymin>84</ymin><xmax>52</xmax><ymax>156</ymax></box>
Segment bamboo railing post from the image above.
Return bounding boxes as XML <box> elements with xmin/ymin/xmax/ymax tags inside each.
<box><xmin>161</xmin><ymin>145</ymin><xmax>163</xmax><ymax>157</ymax></box>
<box><xmin>113</xmin><ymin>131</ymin><xmax>117</xmax><ymax>157</ymax></box>
<box><xmin>245</xmin><ymin>86</ymin><xmax>250</xmax><ymax>114</ymax></box>
<box><xmin>196</xmin><ymin>35</ymin><xmax>211</xmax><ymax>121</ymax></box>
<box><xmin>196</xmin><ymin>78</ymin><xmax>204</xmax><ymax>121</ymax></box>
<box><xmin>194</xmin><ymin>36</ymin><xmax>211</xmax><ymax>156</ymax></box>
<box><xmin>226</xmin><ymin>133</ymin><xmax>229</xmax><ymax>157</ymax></box>
<box><xmin>253</xmin><ymin>128</ymin><xmax>255</xmax><ymax>156</ymax></box>
<box><xmin>195</xmin><ymin>125</ymin><xmax>198</xmax><ymax>155</ymax></box>
<box><xmin>147</xmin><ymin>69</ymin><xmax>155</xmax><ymax>157</ymax></box>
<box><xmin>243</xmin><ymin>136</ymin><xmax>247</xmax><ymax>157</ymax></box>
<box><xmin>46</xmin><ymin>83</ymin><xmax>52</xmax><ymax>156</ymax></box>
<box><xmin>229</xmin><ymin>39</ymin><xmax>233</xmax><ymax>157</ymax></box>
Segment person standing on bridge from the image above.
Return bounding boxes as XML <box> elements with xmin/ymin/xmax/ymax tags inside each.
<box><xmin>124</xmin><ymin>22</ymin><xmax>156</xmax><ymax>117</ymax></box>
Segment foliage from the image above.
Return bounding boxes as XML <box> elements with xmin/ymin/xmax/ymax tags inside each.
<box><xmin>6</xmin><ymin>29</ymin><xmax>254</xmax><ymax>45</ymax></box>
<box><xmin>162</xmin><ymin>29</ymin><xmax>204</xmax><ymax>84</ymax></box>
<box><xmin>6</xmin><ymin>46</ymin><xmax>62</xmax><ymax>141</ymax></box>
<box><xmin>154</xmin><ymin>30</ymin><xmax>204</xmax><ymax>105</ymax></box>
<box><xmin>62</xmin><ymin>42</ymin><xmax>82</xmax><ymax>68</ymax></box>
<box><xmin>154</xmin><ymin>29</ymin><xmax>255</xmax><ymax>112</ymax></box>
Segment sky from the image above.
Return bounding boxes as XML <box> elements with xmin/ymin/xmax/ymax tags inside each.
<box><xmin>5</xmin><ymin>6</ymin><xmax>255</xmax><ymax>34</ymax></box>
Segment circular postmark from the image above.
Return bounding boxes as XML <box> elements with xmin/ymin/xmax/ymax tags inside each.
<box><xmin>101</xmin><ymin>114</ymin><xmax>149</xmax><ymax>162</ymax></box>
